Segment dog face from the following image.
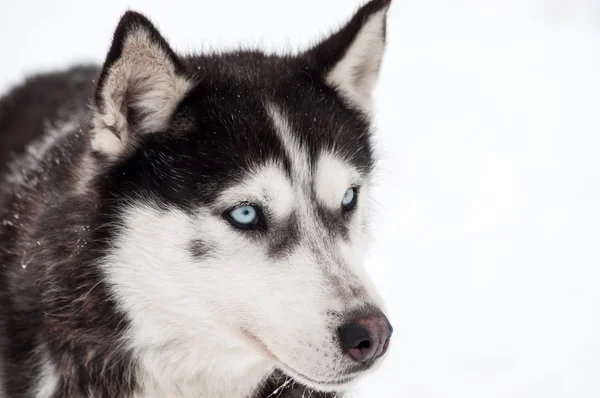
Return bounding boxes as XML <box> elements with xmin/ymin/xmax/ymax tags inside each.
<box><xmin>89</xmin><ymin>0</ymin><xmax>392</xmax><ymax>391</ymax></box>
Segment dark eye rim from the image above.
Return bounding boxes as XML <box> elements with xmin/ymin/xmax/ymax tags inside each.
<box><xmin>341</xmin><ymin>187</ymin><xmax>359</xmax><ymax>213</ymax></box>
<box><xmin>223</xmin><ymin>203</ymin><xmax>267</xmax><ymax>231</ymax></box>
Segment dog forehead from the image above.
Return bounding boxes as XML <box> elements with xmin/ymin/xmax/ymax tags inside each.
<box><xmin>175</xmin><ymin>59</ymin><xmax>373</xmax><ymax>166</ymax></box>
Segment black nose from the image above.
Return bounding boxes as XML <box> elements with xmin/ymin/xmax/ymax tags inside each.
<box><xmin>338</xmin><ymin>314</ymin><xmax>393</xmax><ymax>363</ymax></box>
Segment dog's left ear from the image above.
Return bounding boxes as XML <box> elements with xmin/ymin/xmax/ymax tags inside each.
<box><xmin>90</xmin><ymin>11</ymin><xmax>191</xmax><ymax>159</ymax></box>
<box><xmin>307</xmin><ymin>0</ymin><xmax>391</xmax><ymax>114</ymax></box>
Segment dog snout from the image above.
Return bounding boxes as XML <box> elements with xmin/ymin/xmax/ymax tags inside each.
<box><xmin>338</xmin><ymin>314</ymin><xmax>393</xmax><ymax>364</ymax></box>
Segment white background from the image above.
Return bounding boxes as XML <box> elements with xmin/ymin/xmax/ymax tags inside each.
<box><xmin>1</xmin><ymin>1</ymin><xmax>599</xmax><ymax>397</ymax></box>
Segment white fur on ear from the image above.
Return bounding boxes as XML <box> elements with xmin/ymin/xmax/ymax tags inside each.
<box><xmin>91</xmin><ymin>26</ymin><xmax>191</xmax><ymax>159</ymax></box>
<box><xmin>326</xmin><ymin>7</ymin><xmax>389</xmax><ymax>114</ymax></box>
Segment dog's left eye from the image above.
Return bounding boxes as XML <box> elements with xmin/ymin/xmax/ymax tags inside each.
<box><xmin>226</xmin><ymin>205</ymin><xmax>263</xmax><ymax>230</ymax></box>
<box><xmin>341</xmin><ymin>187</ymin><xmax>358</xmax><ymax>211</ymax></box>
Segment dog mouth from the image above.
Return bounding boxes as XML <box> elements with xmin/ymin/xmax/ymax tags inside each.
<box><xmin>239</xmin><ymin>328</ymin><xmax>363</xmax><ymax>390</ymax></box>
<box><xmin>277</xmin><ymin>362</ymin><xmax>361</xmax><ymax>390</ymax></box>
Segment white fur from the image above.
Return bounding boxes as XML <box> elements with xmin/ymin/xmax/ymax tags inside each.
<box><xmin>315</xmin><ymin>152</ymin><xmax>363</xmax><ymax>209</ymax></box>
<box><xmin>265</xmin><ymin>103</ymin><xmax>311</xmax><ymax>187</ymax></box>
<box><xmin>33</xmin><ymin>345</ymin><xmax>60</xmax><ymax>398</ymax></box>
<box><xmin>326</xmin><ymin>8</ymin><xmax>388</xmax><ymax>114</ymax></box>
<box><xmin>101</xmin><ymin>204</ymin><xmax>274</xmax><ymax>398</ymax></box>
<box><xmin>90</xmin><ymin>27</ymin><xmax>191</xmax><ymax>158</ymax></box>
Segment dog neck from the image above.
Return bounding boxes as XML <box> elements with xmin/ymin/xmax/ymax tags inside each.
<box><xmin>132</xmin><ymin>335</ymin><xmax>274</xmax><ymax>398</ymax></box>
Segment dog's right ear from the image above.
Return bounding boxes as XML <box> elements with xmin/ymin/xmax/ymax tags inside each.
<box><xmin>90</xmin><ymin>11</ymin><xmax>191</xmax><ymax>159</ymax></box>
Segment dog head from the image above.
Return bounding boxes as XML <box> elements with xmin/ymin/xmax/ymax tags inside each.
<box><xmin>88</xmin><ymin>0</ymin><xmax>392</xmax><ymax>391</ymax></box>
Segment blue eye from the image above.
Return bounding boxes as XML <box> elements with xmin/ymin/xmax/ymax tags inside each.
<box><xmin>341</xmin><ymin>187</ymin><xmax>358</xmax><ymax>211</ymax></box>
<box><xmin>227</xmin><ymin>205</ymin><xmax>260</xmax><ymax>229</ymax></box>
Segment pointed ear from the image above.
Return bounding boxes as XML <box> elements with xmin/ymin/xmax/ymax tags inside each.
<box><xmin>307</xmin><ymin>0</ymin><xmax>391</xmax><ymax>114</ymax></box>
<box><xmin>90</xmin><ymin>11</ymin><xmax>192</xmax><ymax>158</ymax></box>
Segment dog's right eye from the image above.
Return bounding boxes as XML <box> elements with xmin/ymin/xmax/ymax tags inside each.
<box><xmin>225</xmin><ymin>205</ymin><xmax>265</xmax><ymax>230</ymax></box>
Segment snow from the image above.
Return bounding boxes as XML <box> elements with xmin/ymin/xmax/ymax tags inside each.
<box><xmin>1</xmin><ymin>1</ymin><xmax>599</xmax><ymax>397</ymax></box>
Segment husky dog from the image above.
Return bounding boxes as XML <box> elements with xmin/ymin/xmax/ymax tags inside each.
<box><xmin>0</xmin><ymin>0</ymin><xmax>393</xmax><ymax>397</ymax></box>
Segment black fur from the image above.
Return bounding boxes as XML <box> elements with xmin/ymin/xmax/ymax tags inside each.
<box><xmin>0</xmin><ymin>1</ymin><xmax>389</xmax><ymax>396</ymax></box>
<box><xmin>0</xmin><ymin>66</ymin><xmax>97</xmax><ymax>177</ymax></box>
<box><xmin>188</xmin><ymin>238</ymin><xmax>213</xmax><ymax>259</ymax></box>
